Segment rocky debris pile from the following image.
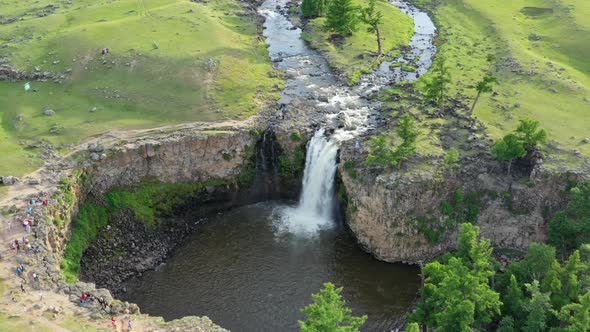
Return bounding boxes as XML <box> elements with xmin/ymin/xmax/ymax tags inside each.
<box><xmin>80</xmin><ymin>210</ymin><xmax>197</xmax><ymax>295</ymax></box>
<box><xmin>87</xmin><ymin>143</ymin><xmax>107</xmax><ymax>161</ymax></box>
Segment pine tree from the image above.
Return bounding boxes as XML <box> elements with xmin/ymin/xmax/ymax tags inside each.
<box><xmin>360</xmin><ymin>0</ymin><xmax>384</xmax><ymax>55</ymax></box>
<box><xmin>552</xmin><ymin>290</ymin><xmax>590</xmax><ymax>332</ymax></box>
<box><xmin>502</xmin><ymin>274</ymin><xmax>525</xmax><ymax>322</ymax></box>
<box><xmin>301</xmin><ymin>0</ymin><xmax>327</xmax><ymax>18</ymax></box>
<box><xmin>411</xmin><ymin>224</ymin><xmax>501</xmax><ymax>331</ymax></box>
<box><xmin>422</xmin><ymin>55</ymin><xmax>451</xmax><ymax>110</ymax></box>
<box><xmin>523</xmin><ymin>280</ymin><xmax>552</xmax><ymax>332</ymax></box>
<box><xmin>324</xmin><ymin>0</ymin><xmax>359</xmax><ymax>36</ymax></box>
<box><xmin>298</xmin><ymin>282</ymin><xmax>367</xmax><ymax>332</ymax></box>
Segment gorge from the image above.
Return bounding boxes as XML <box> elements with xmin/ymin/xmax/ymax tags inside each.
<box><xmin>0</xmin><ymin>0</ymin><xmax>588</xmax><ymax>331</ymax></box>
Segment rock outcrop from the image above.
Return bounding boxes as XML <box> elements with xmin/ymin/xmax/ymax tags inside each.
<box><xmin>339</xmin><ymin>142</ymin><xmax>587</xmax><ymax>264</ymax></box>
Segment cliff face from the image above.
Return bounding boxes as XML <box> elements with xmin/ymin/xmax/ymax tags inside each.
<box><xmin>86</xmin><ymin>130</ymin><xmax>255</xmax><ymax>194</ymax></box>
<box><xmin>339</xmin><ymin>144</ymin><xmax>585</xmax><ymax>264</ymax></box>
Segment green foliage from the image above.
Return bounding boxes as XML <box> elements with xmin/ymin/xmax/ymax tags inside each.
<box><xmin>491</xmin><ymin>133</ymin><xmax>526</xmax><ymax>175</ymax></box>
<box><xmin>301</xmin><ymin>0</ymin><xmax>327</xmax><ymax>18</ymax></box>
<box><xmin>365</xmin><ymin>114</ymin><xmax>419</xmax><ymax>168</ymax></box>
<box><xmin>343</xmin><ymin>160</ymin><xmax>358</xmax><ymax>179</ymax></box>
<box><xmin>469</xmin><ymin>75</ymin><xmax>498</xmax><ymax>115</ymax></box>
<box><xmin>552</xmin><ymin>289</ymin><xmax>590</xmax><ymax>332</ymax></box>
<box><xmin>422</xmin><ymin>55</ymin><xmax>451</xmax><ymax>109</ymax></box>
<box><xmin>324</xmin><ymin>0</ymin><xmax>359</xmax><ymax>36</ymax></box>
<box><xmin>279</xmin><ymin>144</ymin><xmax>306</xmax><ymax>177</ymax></box>
<box><xmin>497</xmin><ymin>316</ymin><xmax>516</xmax><ymax>332</ymax></box>
<box><xmin>105</xmin><ymin>181</ymin><xmax>224</xmax><ymax>228</ymax></box>
<box><xmin>61</xmin><ymin>180</ymin><xmax>227</xmax><ymax>282</ymax></box>
<box><xmin>291</xmin><ymin>131</ymin><xmax>303</xmax><ymax>141</ymax></box>
<box><xmin>502</xmin><ymin>274</ymin><xmax>525</xmax><ymax>321</ymax></box>
<box><xmin>411</xmin><ymin>224</ymin><xmax>501</xmax><ymax>331</ymax></box>
<box><xmin>523</xmin><ymin>280</ymin><xmax>552</xmax><ymax>332</ymax></box>
<box><xmin>492</xmin><ymin>134</ymin><xmax>527</xmax><ymax>162</ymax></box>
<box><xmin>416</xmin><ymin>189</ymin><xmax>481</xmax><ymax>244</ymax></box>
<box><xmin>443</xmin><ymin>147</ymin><xmax>459</xmax><ymax>172</ymax></box>
<box><xmin>61</xmin><ymin>204</ymin><xmax>108</xmax><ymax>283</ymax></box>
<box><xmin>549</xmin><ymin>181</ymin><xmax>590</xmax><ymax>258</ymax></box>
<box><xmin>360</xmin><ymin>0</ymin><xmax>384</xmax><ymax>54</ymax></box>
<box><xmin>298</xmin><ymin>282</ymin><xmax>367</xmax><ymax>332</ymax></box>
<box><xmin>404</xmin><ymin>322</ymin><xmax>420</xmax><ymax>332</ymax></box>
<box><xmin>515</xmin><ymin>118</ymin><xmax>548</xmax><ymax>151</ymax></box>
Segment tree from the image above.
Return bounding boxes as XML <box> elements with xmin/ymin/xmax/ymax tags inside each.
<box><xmin>301</xmin><ymin>0</ymin><xmax>327</xmax><ymax>18</ymax></box>
<box><xmin>502</xmin><ymin>274</ymin><xmax>526</xmax><ymax>322</ymax></box>
<box><xmin>549</xmin><ymin>182</ymin><xmax>590</xmax><ymax>258</ymax></box>
<box><xmin>360</xmin><ymin>0</ymin><xmax>384</xmax><ymax>55</ymax></box>
<box><xmin>468</xmin><ymin>75</ymin><xmax>497</xmax><ymax>116</ymax></box>
<box><xmin>491</xmin><ymin>133</ymin><xmax>526</xmax><ymax>176</ymax></box>
<box><xmin>523</xmin><ymin>280</ymin><xmax>552</xmax><ymax>332</ymax></box>
<box><xmin>392</xmin><ymin>113</ymin><xmax>419</xmax><ymax>166</ymax></box>
<box><xmin>515</xmin><ymin>118</ymin><xmax>547</xmax><ymax>151</ymax></box>
<box><xmin>443</xmin><ymin>148</ymin><xmax>459</xmax><ymax>173</ymax></box>
<box><xmin>324</xmin><ymin>0</ymin><xmax>359</xmax><ymax>36</ymax></box>
<box><xmin>423</xmin><ymin>55</ymin><xmax>451</xmax><ymax>111</ymax></box>
<box><xmin>365</xmin><ymin>133</ymin><xmax>391</xmax><ymax>168</ymax></box>
<box><xmin>411</xmin><ymin>224</ymin><xmax>501</xmax><ymax>331</ymax></box>
<box><xmin>496</xmin><ymin>316</ymin><xmax>516</xmax><ymax>332</ymax></box>
<box><xmin>365</xmin><ymin>114</ymin><xmax>419</xmax><ymax>168</ymax></box>
<box><xmin>298</xmin><ymin>282</ymin><xmax>367</xmax><ymax>332</ymax></box>
<box><xmin>405</xmin><ymin>322</ymin><xmax>420</xmax><ymax>332</ymax></box>
<box><xmin>552</xmin><ymin>290</ymin><xmax>590</xmax><ymax>332</ymax></box>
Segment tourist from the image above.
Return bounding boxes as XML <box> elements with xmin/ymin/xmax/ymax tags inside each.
<box><xmin>20</xmin><ymin>283</ymin><xmax>25</xmax><ymax>293</ymax></box>
<box><xmin>111</xmin><ymin>317</ymin><xmax>117</xmax><ymax>329</ymax></box>
<box><xmin>7</xmin><ymin>220</ymin><xmax>12</xmax><ymax>231</ymax></box>
<box><xmin>42</xmin><ymin>199</ymin><xmax>48</xmax><ymax>206</ymax></box>
<box><xmin>25</xmin><ymin>224</ymin><xmax>31</xmax><ymax>233</ymax></box>
<box><xmin>15</xmin><ymin>266</ymin><xmax>22</xmax><ymax>277</ymax></box>
<box><xmin>32</xmin><ymin>272</ymin><xmax>39</xmax><ymax>282</ymax></box>
<box><xmin>128</xmin><ymin>318</ymin><xmax>132</xmax><ymax>331</ymax></box>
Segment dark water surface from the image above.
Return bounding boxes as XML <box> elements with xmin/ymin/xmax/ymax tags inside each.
<box><xmin>124</xmin><ymin>202</ymin><xmax>419</xmax><ymax>332</ymax></box>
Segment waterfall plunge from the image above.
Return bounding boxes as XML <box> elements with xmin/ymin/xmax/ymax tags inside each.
<box><xmin>274</xmin><ymin>129</ymin><xmax>340</xmax><ymax>236</ymax></box>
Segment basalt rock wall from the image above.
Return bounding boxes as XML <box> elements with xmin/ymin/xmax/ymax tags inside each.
<box><xmin>339</xmin><ymin>142</ymin><xmax>587</xmax><ymax>264</ymax></box>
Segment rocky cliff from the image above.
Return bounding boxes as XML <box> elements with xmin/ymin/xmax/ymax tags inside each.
<box><xmin>338</xmin><ymin>142</ymin><xmax>587</xmax><ymax>264</ymax></box>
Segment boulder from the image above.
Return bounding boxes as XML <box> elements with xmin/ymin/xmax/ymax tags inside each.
<box><xmin>1</xmin><ymin>176</ymin><xmax>19</xmax><ymax>185</ymax></box>
<box><xmin>336</xmin><ymin>112</ymin><xmax>352</xmax><ymax>129</ymax></box>
<box><xmin>43</xmin><ymin>109</ymin><xmax>55</xmax><ymax>116</ymax></box>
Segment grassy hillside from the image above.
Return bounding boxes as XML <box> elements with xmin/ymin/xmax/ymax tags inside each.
<box><xmin>0</xmin><ymin>0</ymin><xmax>283</xmax><ymax>176</ymax></box>
<box><xmin>413</xmin><ymin>0</ymin><xmax>590</xmax><ymax>166</ymax></box>
<box><xmin>302</xmin><ymin>0</ymin><xmax>414</xmax><ymax>83</ymax></box>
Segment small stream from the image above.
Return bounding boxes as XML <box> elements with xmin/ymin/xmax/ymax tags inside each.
<box><xmin>123</xmin><ymin>0</ymin><xmax>436</xmax><ymax>330</ymax></box>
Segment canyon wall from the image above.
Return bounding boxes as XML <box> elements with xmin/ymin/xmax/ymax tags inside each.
<box><xmin>338</xmin><ymin>142</ymin><xmax>587</xmax><ymax>264</ymax></box>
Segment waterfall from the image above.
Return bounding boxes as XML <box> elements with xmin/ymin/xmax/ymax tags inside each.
<box><xmin>298</xmin><ymin>129</ymin><xmax>339</xmax><ymax>222</ymax></box>
<box><xmin>273</xmin><ymin>129</ymin><xmax>339</xmax><ymax>235</ymax></box>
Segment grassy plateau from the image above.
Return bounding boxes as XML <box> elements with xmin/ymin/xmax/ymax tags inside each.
<box><xmin>0</xmin><ymin>0</ymin><xmax>283</xmax><ymax>176</ymax></box>
<box><xmin>412</xmin><ymin>0</ymin><xmax>590</xmax><ymax>167</ymax></box>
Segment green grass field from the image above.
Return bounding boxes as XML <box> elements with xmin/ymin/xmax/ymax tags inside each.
<box><xmin>0</xmin><ymin>0</ymin><xmax>283</xmax><ymax>176</ymax></box>
<box><xmin>413</xmin><ymin>0</ymin><xmax>590</xmax><ymax>165</ymax></box>
<box><xmin>303</xmin><ymin>0</ymin><xmax>414</xmax><ymax>83</ymax></box>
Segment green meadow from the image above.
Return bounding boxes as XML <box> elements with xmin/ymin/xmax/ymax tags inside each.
<box><xmin>303</xmin><ymin>0</ymin><xmax>414</xmax><ymax>83</ymax></box>
<box><xmin>413</xmin><ymin>0</ymin><xmax>590</xmax><ymax>165</ymax></box>
<box><xmin>0</xmin><ymin>0</ymin><xmax>283</xmax><ymax>176</ymax></box>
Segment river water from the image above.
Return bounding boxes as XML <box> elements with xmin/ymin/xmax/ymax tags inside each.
<box><xmin>124</xmin><ymin>202</ymin><xmax>420</xmax><ymax>332</ymax></box>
